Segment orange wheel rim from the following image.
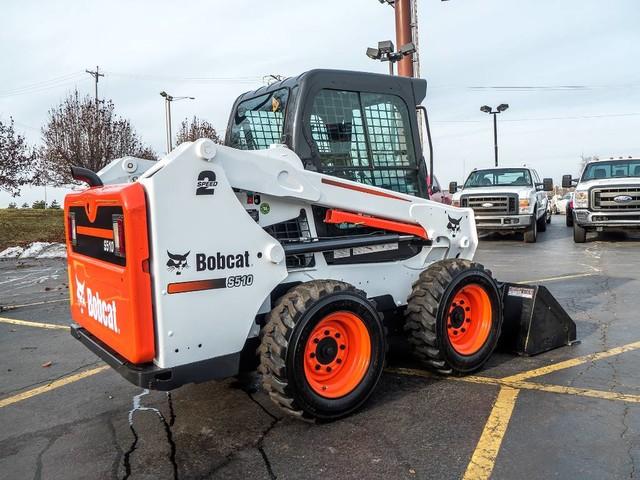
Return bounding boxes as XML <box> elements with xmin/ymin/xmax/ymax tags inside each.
<box><xmin>446</xmin><ymin>284</ymin><xmax>492</xmax><ymax>355</ymax></box>
<box><xmin>303</xmin><ymin>311</ymin><xmax>371</xmax><ymax>399</ymax></box>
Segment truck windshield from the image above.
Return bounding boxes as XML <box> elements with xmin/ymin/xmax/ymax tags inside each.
<box><xmin>581</xmin><ymin>159</ymin><xmax>640</xmax><ymax>181</ymax></box>
<box><xmin>229</xmin><ymin>88</ymin><xmax>289</xmax><ymax>150</ymax></box>
<box><xmin>464</xmin><ymin>168</ymin><xmax>532</xmax><ymax>188</ymax></box>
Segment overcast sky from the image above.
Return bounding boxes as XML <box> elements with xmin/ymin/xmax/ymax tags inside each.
<box><xmin>2</xmin><ymin>0</ymin><xmax>639</xmax><ymax>206</ymax></box>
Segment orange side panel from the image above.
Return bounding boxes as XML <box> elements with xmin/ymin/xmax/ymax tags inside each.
<box><xmin>64</xmin><ymin>183</ymin><xmax>154</xmax><ymax>364</ymax></box>
<box><xmin>324</xmin><ymin>209</ymin><xmax>428</xmax><ymax>239</ymax></box>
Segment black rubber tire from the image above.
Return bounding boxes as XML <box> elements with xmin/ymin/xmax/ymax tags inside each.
<box><xmin>524</xmin><ymin>214</ymin><xmax>537</xmax><ymax>243</ymax></box>
<box><xmin>404</xmin><ymin>259</ymin><xmax>503</xmax><ymax>374</ymax></box>
<box><xmin>537</xmin><ymin>209</ymin><xmax>547</xmax><ymax>232</ymax></box>
<box><xmin>566</xmin><ymin>210</ymin><xmax>574</xmax><ymax>227</ymax></box>
<box><xmin>573</xmin><ymin>222</ymin><xmax>587</xmax><ymax>243</ymax></box>
<box><xmin>258</xmin><ymin>280</ymin><xmax>386</xmax><ymax>421</ymax></box>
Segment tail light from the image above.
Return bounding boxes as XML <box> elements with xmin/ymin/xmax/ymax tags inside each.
<box><xmin>112</xmin><ymin>214</ymin><xmax>126</xmax><ymax>257</ymax></box>
<box><xmin>68</xmin><ymin>212</ymin><xmax>77</xmax><ymax>246</ymax></box>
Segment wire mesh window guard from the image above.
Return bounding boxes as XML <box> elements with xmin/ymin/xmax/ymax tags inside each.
<box><xmin>230</xmin><ymin>88</ymin><xmax>289</xmax><ymax>150</ymax></box>
<box><xmin>310</xmin><ymin>89</ymin><xmax>418</xmax><ymax>195</ymax></box>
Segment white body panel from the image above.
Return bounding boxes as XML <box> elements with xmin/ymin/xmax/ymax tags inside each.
<box><xmin>135</xmin><ymin>140</ymin><xmax>476</xmax><ymax>369</ymax></box>
<box><xmin>97</xmin><ymin>156</ymin><xmax>157</xmax><ymax>185</ymax></box>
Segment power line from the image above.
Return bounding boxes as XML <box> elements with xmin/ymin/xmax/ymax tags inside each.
<box><xmin>0</xmin><ymin>73</ymin><xmax>87</xmax><ymax>98</ymax></box>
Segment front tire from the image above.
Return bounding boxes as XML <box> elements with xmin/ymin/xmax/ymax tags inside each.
<box><xmin>404</xmin><ymin>259</ymin><xmax>503</xmax><ymax>374</ymax></box>
<box><xmin>524</xmin><ymin>214</ymin><xmax>538</xmax><ymax>243</ymax></box>
<box><xmin>573</xmin><ymin>222</ymin><xmax>587</xmax><ymax>243</ymax></box>
<box><xmin>259</xmin><ymin>280</ymin><xmax>386</xmax><ymax>421</ymax></box>
<box><xmin>537</xmin><ymin>209</ymin><xmax>548</xmax><ymax>232</ymax></box>
<box><xmin>566</xmin><ymin>210</ymin><xmax>574</xmax><ymax>227</ymax></box>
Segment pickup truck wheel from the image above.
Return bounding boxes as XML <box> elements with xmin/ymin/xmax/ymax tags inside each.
<box><xmin>524</xmin><ymin>214</ymin><xmax>537</xmax><ymax>243</ymax></box>
<box><xmin>404</xmin><ymin>259</ymin><xmax>502</xmax><ymax>374</ymax></box>
<box><xmin>259</xmin><ymin>280</ymin><xmax>386</xmax><ymax>421</ymax></box>
<box><xmin>537</xmin><ymin>209</ymin><xmax>547</xmax><ymax>232</ymax></box>
<box><xmin>573</xmin><ymin>222</ymin><xmax>587</xmax><ymax>243</ymax></box>
<box><xmin>566</xmin><ymin>211</ymin><xmax>574</xmax><ymax>227</ymax></box>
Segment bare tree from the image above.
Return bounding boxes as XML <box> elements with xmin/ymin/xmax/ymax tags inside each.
<box><xmin>580</xmin><ymin>154</ymin><xmax>599</xmax><ymax>172</ymax></box>
<box><xmin>175</xmin><ymin>116</ymin><xmax>223</xmax><ymax>146</ymax></box>
<box><xmin>39</xmin><ymin>91</ymin><xmax>157</xmax><ymax>185</ymax></box>
<box><xmin>0</xmin><ymin>117</ymin><xmax>35</xmax><ymax>196</ymax></box>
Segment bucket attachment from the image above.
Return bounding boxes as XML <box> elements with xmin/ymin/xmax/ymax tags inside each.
<box><xmin>499</xmin><ymin>283</ymin><xmax>577</xmax><ymax>356</ymax></box>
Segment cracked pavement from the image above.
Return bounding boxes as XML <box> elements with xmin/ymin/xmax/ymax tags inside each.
<box><xmin>1</xmin><ymin>220</ymin><xmax>640</xmax><ymax>479</ymax></box>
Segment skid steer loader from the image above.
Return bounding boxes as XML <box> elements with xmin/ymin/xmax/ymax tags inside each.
<box><xmin>65</xmin><ymin>70</ymin><xmax>575</xmax><ymax>420</ymax></box>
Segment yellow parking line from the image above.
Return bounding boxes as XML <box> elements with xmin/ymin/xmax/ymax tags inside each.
<box><xmin>462</xmin><ymin>387</ymin><xmax>520</xmax><ymax>480</ymax></box>
<box><xmin>518</xmin><ymin>272</ymin><xmax>595</xmax><ymax>284</ymax></box>
<box><xmin>0</xmin><ymin>365</ymin><xmax>109</xmax><ymax>409</ymax></box>
<box><xmin>502</xmin><ymin>340</ymin><xmax>640</xmax><ymax>382</ymax></box>
<box><xmin>0</xmin><ymin>316</ymin><xmax>68</xmax><ymax>330</ymax></box>
<box><xmin>513</xmin><ymin>380</ymin><xmax>640</xmax><ymax>404</ymax></box>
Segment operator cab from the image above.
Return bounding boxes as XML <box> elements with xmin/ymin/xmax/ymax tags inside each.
<box><xmin>225</xmin><ymin>69</ymin><xmax>429</xmax><ymax>199</ymax></box>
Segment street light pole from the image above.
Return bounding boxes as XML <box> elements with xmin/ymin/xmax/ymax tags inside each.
<box><xmin>160</xmin><ymin>91</ymin><xmax>195</xmax><ymax>153</ymax></box>
<box><xmin>480</xmin><ymin>104</ymin><xmax>509</xmax><ymax>167</ymax></box>
<box><xmin>493</xmin><ymin>112</ymin><xmax>498</xmax><ymax>167</ymax></box>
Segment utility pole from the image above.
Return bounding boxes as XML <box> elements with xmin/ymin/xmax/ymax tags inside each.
<box><xmin>394</xmin><ymin>0</ymin><xmax>414</xmax><ymax>77</ymax></box>
<box><xmin>85</xmin><ymin>66</ymin><xmax>104</xmax><ymax>106</ymax></box>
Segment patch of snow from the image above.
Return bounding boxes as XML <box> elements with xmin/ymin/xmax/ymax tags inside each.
<box><xmin>0</xmin><ymin>242</ymin><xmax>67</xmax><ymax>259</ymax></box>
<box><xmin>19</xmin><ymin>242</ymin><xmax>54</xmax><ymax>258</ymax></box>
<box><xmin>0</xmin><ymin>246</ymin><xmax>24</xmax><ymax>258</ymax></box>
<box><xmin>38</xmin><ymin>243</ymin><xmax>67</xmax><ymax>258</ymax></box>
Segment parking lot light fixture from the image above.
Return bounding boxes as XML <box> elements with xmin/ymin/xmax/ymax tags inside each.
<box><xmin>480</xmin><ymin>104</ymin><xmax>510</xmax><ymax>166</ymax></box>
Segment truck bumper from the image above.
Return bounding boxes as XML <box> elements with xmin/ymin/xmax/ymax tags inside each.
<box><xmin>574</xmin><ymin>209</ymin><xmax>640</xmax><ymax>229</ymax></box>
<box><xmin>475</xmin><ymin>214</ymin><xmax>533</xmax><ymax>231</ymax></box>
<box><xmin>70</xmin><ymin>324</ymin><xmax>240</xmax><ymax>391</ymax></box>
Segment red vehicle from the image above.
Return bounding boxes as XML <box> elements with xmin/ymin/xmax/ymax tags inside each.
<box><xmin>428</xmin><ymin>174</ymin><xmax>452</xmax><ymax>205</ymax></box>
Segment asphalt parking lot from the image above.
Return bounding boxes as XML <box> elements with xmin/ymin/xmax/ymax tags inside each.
<box><xmin>1</xmin><ymin>218</ymin><xmax>640</xmax><ymax>480</ymax></box>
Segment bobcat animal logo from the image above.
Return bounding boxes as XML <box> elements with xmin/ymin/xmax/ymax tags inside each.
<box><xmin>447</xmin><ymin>215</ymin><xmax>462</xmax><ymax>237</ymax></box>
<box><xmin>196</xmin><ymin>170</ymin><xmax>218</xmax><ymax>196</ymax></box>
<box><xmin>167</xmin><ymin>251</ymin><xmax>190</xmax><ymax>275</ymax></box>
<box><xmin>75</xmin><ymin>275</ymin><xmax>86</xmax><ymax>311</ymax></box>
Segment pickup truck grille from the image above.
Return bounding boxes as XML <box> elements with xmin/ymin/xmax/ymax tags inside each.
<box><xmin>460</xmin><ymin>195</ymin><xmax>518</xmax><ymax>215</ymax></box>
<box><xmin>591</xmin><ymin>186</ymin><xmax>640</xmax><ymax>211</ymax></box>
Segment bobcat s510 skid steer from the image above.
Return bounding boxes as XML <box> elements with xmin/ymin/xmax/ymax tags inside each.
<box><xmin>65</xmin><ymin>70</ymin><xmax>575</xmax><ymax>420</ymax></box>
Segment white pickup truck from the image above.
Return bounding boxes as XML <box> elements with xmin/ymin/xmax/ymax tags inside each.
<box><xmin>449</xmin><ymin>167</ymin><xmax>553</xmax><ymax>243</ymax></box>
<box><xmin>563</xmin><ymin>157</ymin><xmax>640</xmax><ymax>243</ymax></box>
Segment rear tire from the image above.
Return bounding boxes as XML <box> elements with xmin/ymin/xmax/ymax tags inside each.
<box><xmin>259</xmin><ymin>280</ymin><xmax>386</xmax><ymax>421</ymax></box>
<box><xmin>573</xmin><ymin>223</ymin><xmax>587</xmax><ymax>243</ymax></box>
<box><xmin>524</xmin><ymin>214</ymin><xmax>537</xmax><ymax>243</ymax></box>
<box><xmin>404</xmin><ymin>259</ymin><xmax>503</xmax><ymax>374</ymax></box>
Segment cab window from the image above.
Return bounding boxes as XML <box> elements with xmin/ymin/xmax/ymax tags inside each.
<box><xmin>309</xmin><ymin>89</ymin><xmax>419</xmax><ymax>196</ymax></box>
<box><xmin>229</xmin><ymin>89</ymin><xmax>289</xmax><ymax>150</ymax></box>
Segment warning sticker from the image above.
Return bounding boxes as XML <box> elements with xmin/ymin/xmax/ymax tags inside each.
<box><xmin>333</xmin><ymin>248</ymin><xmax>351</xmax><ymax>259</ymax></box>
<box><xmin>508</xmin><ymin>286</ymin><xmax>535</xmax><ymax>299</ymax></box>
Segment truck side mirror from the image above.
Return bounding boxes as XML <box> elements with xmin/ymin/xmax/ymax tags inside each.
<box><xmin>543</xmin><ymin>178</ymin><xmax>553</xmax><ymax>192</ymax></box>
<box><xmin>561</xmin><ymin>175</ymin><xmax>573</xmax><ymax>188</ymax></box>
<box><xmin>449</xmin><ymin>181</ymin><xmax>458</xmax><ymax>194</ymax></box>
